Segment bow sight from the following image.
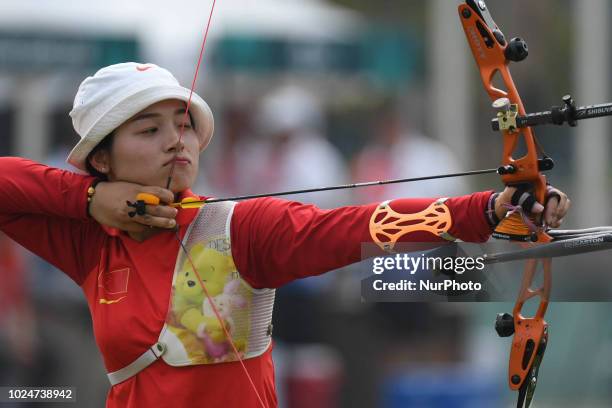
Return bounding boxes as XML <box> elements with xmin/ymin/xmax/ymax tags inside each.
<box><xmin>493</xmin><ymin>94</ymin><xmax>612</xmax><ymax>131</ymax></box>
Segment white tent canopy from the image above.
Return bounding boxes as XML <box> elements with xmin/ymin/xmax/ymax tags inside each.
<box><xmin>0</xmin><ymin>0</ymin><xmax>364</xmax><ymax>81</ymax></box>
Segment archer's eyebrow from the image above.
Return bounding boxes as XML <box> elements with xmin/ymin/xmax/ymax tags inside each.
<box><xmin>128</xmin><ymin>108</ymin><xmax>188</xmax><ymax>123</ymax></box>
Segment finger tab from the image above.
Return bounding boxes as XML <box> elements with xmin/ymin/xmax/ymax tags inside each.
<box><xmin>136</xmin><ymin>193</ymin><xmax>161</xmax><ymax>205</ymax></box>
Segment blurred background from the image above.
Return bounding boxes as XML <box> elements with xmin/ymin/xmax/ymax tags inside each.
<box><xmin>1</xmin><ymin>0</ymin><xmax>612</xmax><ymax>406</ymax></box>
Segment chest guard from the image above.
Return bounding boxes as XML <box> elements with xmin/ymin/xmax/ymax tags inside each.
<box><xmin>107</xmin><ymin>202</ymin><xmax>275</xmax><ymax>385</ymax></box>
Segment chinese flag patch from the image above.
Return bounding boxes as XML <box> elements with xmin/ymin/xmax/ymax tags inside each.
<box><xmin>98</xmin><ymin>268</ymin><xmax>130</xmax><ymax>295</ymax></box>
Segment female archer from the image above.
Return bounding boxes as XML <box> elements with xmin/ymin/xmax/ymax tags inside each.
<box><xmin>0</xmin><ymin>62</ymin><xmax>569</xmax><ymax>407</ymax></box>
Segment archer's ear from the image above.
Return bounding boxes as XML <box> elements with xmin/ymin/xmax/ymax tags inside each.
<box><xmin>88</xmin><ymin>148</ymin><xmax>111</xmax><ymax>175</ymax></box>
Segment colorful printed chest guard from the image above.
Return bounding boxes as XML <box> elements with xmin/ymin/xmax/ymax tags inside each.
<box><xmin>158</xmin><ymin>201</ymin><xmax>275</xmax><ymax>366</ymax></box>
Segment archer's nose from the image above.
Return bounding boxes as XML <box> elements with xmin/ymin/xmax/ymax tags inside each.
<box><xmin>166</xmin><ymin>128</ymin><xmax>185</xmax><ymax>153</ymax></box>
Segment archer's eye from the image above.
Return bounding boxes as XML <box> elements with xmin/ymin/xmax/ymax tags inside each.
<box><xmin>141</xmin><ymin>127</ymin><xmax>158</xmax><ymax>135</ymax></box>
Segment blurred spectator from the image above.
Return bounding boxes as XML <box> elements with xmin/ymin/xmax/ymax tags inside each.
<box><xmin>244</xmin><ymin>84</ymin><xmax>349</xmax><ymax>208</ymax></box>
<box><xmin>198</xmin><ymin>85</ymin><xmax>350</xmax><ymax>209</ymax></box>
<box><xmin>197</xmin><ymin>104</ymin><xmax>256</xmax><ymax>198</ymax></box>
<box><xmin>352</xmin><ymin>108</ymin><xmax>469</xmax><ymax>204</ymax></box>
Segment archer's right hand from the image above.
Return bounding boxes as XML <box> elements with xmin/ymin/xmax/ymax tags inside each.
<box><xmin>89</xmin><ymin>182</ymin><xmax>177</xmax><ymax>232</ymax></box>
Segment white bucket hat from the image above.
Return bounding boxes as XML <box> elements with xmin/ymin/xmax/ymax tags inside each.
<box><xmin>67</xmin><ymin>62</ymin><xmax>214</xmax><ymax>171</ymax></box>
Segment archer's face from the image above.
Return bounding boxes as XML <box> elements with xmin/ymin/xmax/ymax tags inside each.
<box><xmin>107</xmin><ymin>99</ymin><xmax>200</xmax><ymax>192</ymax></box>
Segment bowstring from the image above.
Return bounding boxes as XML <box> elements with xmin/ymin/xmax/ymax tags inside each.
<box><xmin>165</xmin><ymin>1</ymin><xmax>267</xmax><ymax>406</ymax></box>
<box><xmin>165</xmin><ymin>0</ymin><xmax>216</xmax><ymax>190</ymax></box>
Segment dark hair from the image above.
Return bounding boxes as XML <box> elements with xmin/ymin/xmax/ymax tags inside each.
<box><xmin>85</xmin><ymin>133</ymin><xmax>114</xmax><ymax>180</ymax></box>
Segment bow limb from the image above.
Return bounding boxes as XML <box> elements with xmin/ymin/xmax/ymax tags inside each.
<box><xmin>459</xmin><ymin>0</ymin><xmax>551</xmax><ymax>242</ymax></box>
<box><xmin>458</xmin><ymin>1</ymin><xmax>552</xmax><ymax>406</ymax></box>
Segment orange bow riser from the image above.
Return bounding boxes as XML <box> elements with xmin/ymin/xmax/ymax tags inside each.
<box><xmin>458</xmin><ymin>1</ymin><xmax>551</xmax><ymax>406</ymax></box>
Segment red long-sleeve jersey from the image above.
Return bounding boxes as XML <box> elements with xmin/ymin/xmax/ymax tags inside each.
<box><xmin>0</xmin><ymin>157</ymin><xmax>493</xmax><ymax>407</ymax></box>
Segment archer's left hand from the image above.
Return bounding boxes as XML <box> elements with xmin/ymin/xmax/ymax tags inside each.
<box><xmin>495</xmin><ymin>185</ymin><xmax>570</xmax><ymax>228</ymax></box>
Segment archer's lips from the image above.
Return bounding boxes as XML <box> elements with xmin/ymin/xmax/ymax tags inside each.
<box><xmin>164</xmin><ymin>156</ymin><xmax>191</xmax><ymax>166</ymax></box>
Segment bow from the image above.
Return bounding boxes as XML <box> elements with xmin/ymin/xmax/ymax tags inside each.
<box><xmin>459</xmin><ymin>3</ymin><xmax>612</xmax><ymax>405</ymax></box>
<box><xmin>458</xmin><ymin>2</ymin><xmax>552</xmax><ymax>406</ymax></box>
